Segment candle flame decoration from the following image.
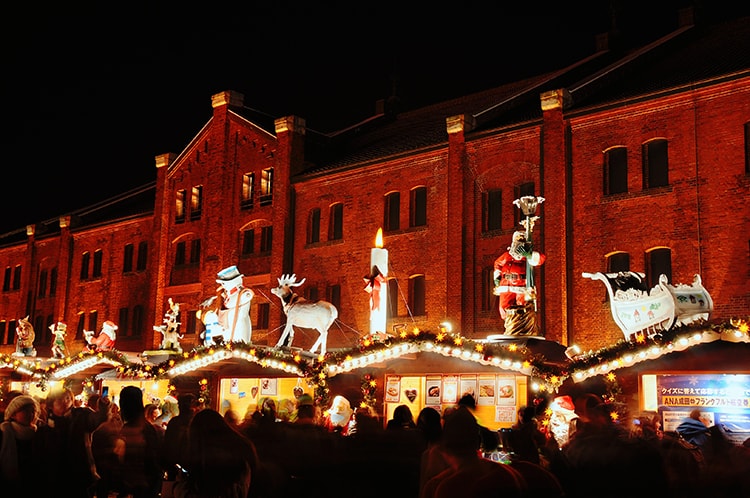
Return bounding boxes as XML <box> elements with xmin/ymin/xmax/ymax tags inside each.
<box><xmin>370</xmin><ymin>228</ymin><xmax>388</xmax><ymax>335</ymax></box>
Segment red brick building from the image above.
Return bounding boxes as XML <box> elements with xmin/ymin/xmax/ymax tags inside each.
<box><xmin>0</xmin><ymin>11</ymin><xmax>747</xmax><ymax>360</ymax></box>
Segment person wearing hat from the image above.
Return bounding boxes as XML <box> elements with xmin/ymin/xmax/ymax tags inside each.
<box><xmin>0</xmin><ymin>395</ymin><xmax>41</xmax><ymax>493</ymax></box>
<box><xmin>214</xmin><ymin>265</ymin><xmax>254</xmax><ymax>344</ymax></box>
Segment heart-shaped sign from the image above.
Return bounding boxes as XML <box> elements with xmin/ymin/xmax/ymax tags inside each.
<box><xmin>405</xmin><ymin>389</ymin><xmax>417</xmax><ymax>403</ymax></box>
<box><xmin>293</xmin><ymin>386</ymin><xmax>304</xmax><ymax>399</ymax></box>
<box><xmin>251</xmin><ymin>386</ymin><xmax>258</xmax><ymax>398</ymax></box>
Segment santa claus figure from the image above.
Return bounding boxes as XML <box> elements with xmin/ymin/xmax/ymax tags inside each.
<box><xmin>493</xmin><ymin>231</ymin><xmax>546</xmax><ymax>320</ymax></box>
<box><xmin>324</xmin><ymin>395</ymin><xmax>354</xmax><ymax>435</ymax></box>
<box><xmin>548</xmin><ymin>395</ymin><xmax>578</xmax><ymax>447</ymax></box>
<box><xmin>85</xmin><ymin>320</ymin><xmax>118</xmax><ymax>351</ymax></box>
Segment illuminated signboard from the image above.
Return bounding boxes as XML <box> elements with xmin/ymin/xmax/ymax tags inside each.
<box><xmin>645</xmin><ymin>373</ymin><xmax>750</xmax><ymax>445</ymax></box>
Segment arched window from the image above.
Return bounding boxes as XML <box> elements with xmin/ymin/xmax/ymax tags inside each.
<box><xmin>642</xmin><ymin>139</ymin><xmax>669</xmax><ymax>189</ymax></box>
<box><xmin>409</xmin><ymin>186</ymin><xmax>427</xmax><ymax>228</ymax></box>
<box><xmin>384</xmin><ymin>191</ymin><xmax>400</xmax><ymax>232</ymax></box>
<box><xmin>307</xmin><ymin>208</ymin><xmax>321</xmax><ymax>244</ymax></box>
<box><xmin>409</xmin><ymin>274</ymin><xmax>426</xmax><ymax>316</ymax></box>
<box><xmin>329</xmin><ymin>203</ymin><xmax>344</xmax><ymax>241</ymax></box>
<box><xmin>604</xmin><ymin>146</ymin><xmax>628</xmax><ymax>195</ymax></box>
<box><xmin>646</xmin><ymin>248</ymin><xmax>672</xmax><ymax>288</ymax></box>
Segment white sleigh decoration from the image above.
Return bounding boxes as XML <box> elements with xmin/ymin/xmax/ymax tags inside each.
<box><xmin>582</xmin><ymin>271</ymin><xmax>713</xmax><ymax>342</ymax></box>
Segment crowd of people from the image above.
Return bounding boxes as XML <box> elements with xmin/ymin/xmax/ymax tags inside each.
<box><xmin>2</xmin><ymin>386</ymin><xmax>750</xmax><ymax>498</ymax></box>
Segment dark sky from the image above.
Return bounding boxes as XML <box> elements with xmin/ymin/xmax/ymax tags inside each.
<box><xmin>2</xmin><ymin>1</ymin><xmax>737</xmax><ymax>235</ymax></box>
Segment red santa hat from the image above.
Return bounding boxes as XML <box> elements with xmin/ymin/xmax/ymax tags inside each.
<box><xmin>552</xmin><ymin>395</ymin><xmax>575</xmax><ymax>412</ymax></box>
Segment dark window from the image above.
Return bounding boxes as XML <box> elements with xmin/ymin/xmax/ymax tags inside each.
<box><xmin>8</xmin><ymin>320</ymin><xmax>17</xmax><ymax>345</ymax></box>
<box><xmin>190</xmin><ymin>185</ymin><xmax>203</xmax><ymax>220</ymax></box>
<box><xmin>49</xmin><ymin>268</ymin><xmax>57</xmax><ymax>297</ymax></box>
<box><xmin>241</xmin><ymin>173</ymin><xmax>255</xmax><ymax>209</ymax></box>
<box><xmin>38</xmin><ymin>269</ymin><xmax>48</xmax><ymax>298</ymax></box>
<box><xmin>387</xmin><ymin>279</ymin><xmax>399</xmax><ymax>319</ymax></box>
<box><xmin>307</xmin><ymin>209</ymin><xmax>321</xmax><ymax>244</ymax></box>
<box><xmin>410</xmin><ymin>186</ymin><xmax>427</xmax><ymax>228</ymax></box>
<box><xmin>123</xmin><ymin>244</ymin><xmax>134</xmax><ymax>272</ymax></box>
<box><xmin>607</xmin><ymin>253</ymin><xmax>630</xmax><ymax>273</ymax></box>
<box><xmin>93</xmin><ymin>249</ymin><xmax>103</xmax><ymax>278</ymax></box>
<box><xmin>189</xmin><ymin>239</ymin><xmax>201</xmax><ymax>265</ymax></box>
<box><xmin>647</xmin><ymin>248</ymin><xmax>672</xmax><ymax>289</ymax></box>
<box><xmin>329</xmin><ymin>203</ymin><xmax>343</xmax><ymax>241</ymax></box>
<box><xmin>260</xmin><ymin>168</ymin><xmax>273</xmax><ymax>206</ymax></box>
<box><xmin>175</xmin><ymin>241</ymin><xmax>186</xmax><ymax>266</ymax></box>
<box><xmin>482</xmin><ymin>266</ymin><xmax>495</xmax><ymax>312</ymax></box>
<box><xmin>119</xmin><ymin>308</ymin><xmax>129</xmax><ymax>337</ymax></box>
<box><xmin>605</xmin><ymin>252</ymin><xmax>631</xmax><ymax>301</ymax></box>
<box><xmin>643</xmin><ymin>139</ymin><xmax>669</xmax><ymax>189</ymax></box>
<box><xmin>45</xmin><ymin>315</ymin><xmax>53</xmax><ymax>343</ymax></box>
<box><xmin>327</xmin><ymin>284</ymin><xmax>341</xmax><ymax>309</ymax></box>
<box><xmin>242</xmin><ymin>229</ymin><xmax>255</xmax><ymax>255</ymax></box>
<box><xmin>76</xmin><ymin>313</ymin><xmax>85</xmax><ymax>340</ymax></box>
<box><xmin>604</xmin><ymin>147</ymin><xmax>628</xmax><ymax>195</ymax></box>
<box><xmin>256</xmin><ymin>302</ymin><xmax>270</xmax><ymax>329</ymax></box>
<box><xmin>409</xmin><ymin>275</ymin><xmax>426</xmax><ymax>316</ymax></box>
<box><xmin>0</xmin><ymin>322</ymin><xmax>6</xmax><ymax>345</ymax></box>
<box><xmin>260</xmin><ymin>227</ymin><xmax>273</xmax><ymax>253</ymax></box>
<box><xmin>384</xmin><ymin>192</ymin><xmax>400</xmax><ymax>232</ymax></box>
<box><xmin>80</xmin><ymin>253</ymin><xmax>90</xmax><ymax>280</ymax></box>
<box><xmin>34</xmin><ymin>316</ymin><xmax>46</xmax><ymax>344</ymax></box>
<box><xmin>3</xmin><ymin>267</ymin><xmax>10</xmax><ymax>291</ymax></box>
<box><xmin>185</xmin><ymin>310</ymin><xmax>198</xmax><ymax>336</ymax></box>
<box><xmin>132</xmin><ymin>305</ymin><xmax>144</xmax><ymax>336</ymax></box>
<box><xmin>136</xmin><ymin>242</ymin><xmax>148</xmax><ymax>271</ymax></box>
<box><xmin>306</xmin><ymin>286</ymin><xmax>319</xmax><ymax>301</ymax></box>
<box><xmin>514</xmin><ymin>183</ymin><xmax>535</xmax><ymax>226</ymax></box>
<box><xmin>12</xmin><ymin>266</ymin><xmax>21</xmax><ymax>290</ymax></box>
<box><xmin>483</xmin><ymin>189</ymin><xmax>502</xmax><ymax>232</ymax></box>
<box><xmin>175</xmin><ymin>189</ymin><xmax>186</xmax><ymax>223</ymax></box>
<box><xmin>88</xmin><ymin>311</ymin><xmax>99</xmax><ymax>333</ymax></box>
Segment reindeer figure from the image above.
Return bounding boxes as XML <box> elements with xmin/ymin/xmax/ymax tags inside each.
<box><xmin>271</xmin><ymin>274</ymin><xmax>338</xmax><ymax>355</ymax></box>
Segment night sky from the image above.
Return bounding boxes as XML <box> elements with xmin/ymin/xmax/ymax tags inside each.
<box><xmin>2</xmin><ymin>1</ymin><xmax>739</xmax><ymax>235</ymax></box>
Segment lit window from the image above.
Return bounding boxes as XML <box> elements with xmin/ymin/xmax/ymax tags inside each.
<box><xmin>190</xmin><ymin>185</ymin><xmax>203</xmax><ymax>220</ymax></box>
<box><xmin>175</xmin><ymin>189</ymin><xmax>186</xmax><ymax>223</ymax></box>
<box><xmin>241</xmin><ymin>173</ymin><xmax>255</xmax><ymax>209</ymax></box>
<box><xmin>260</xmin><ymin>168</ymin><xmax>273</xmax><ymax>206</ymax></box>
